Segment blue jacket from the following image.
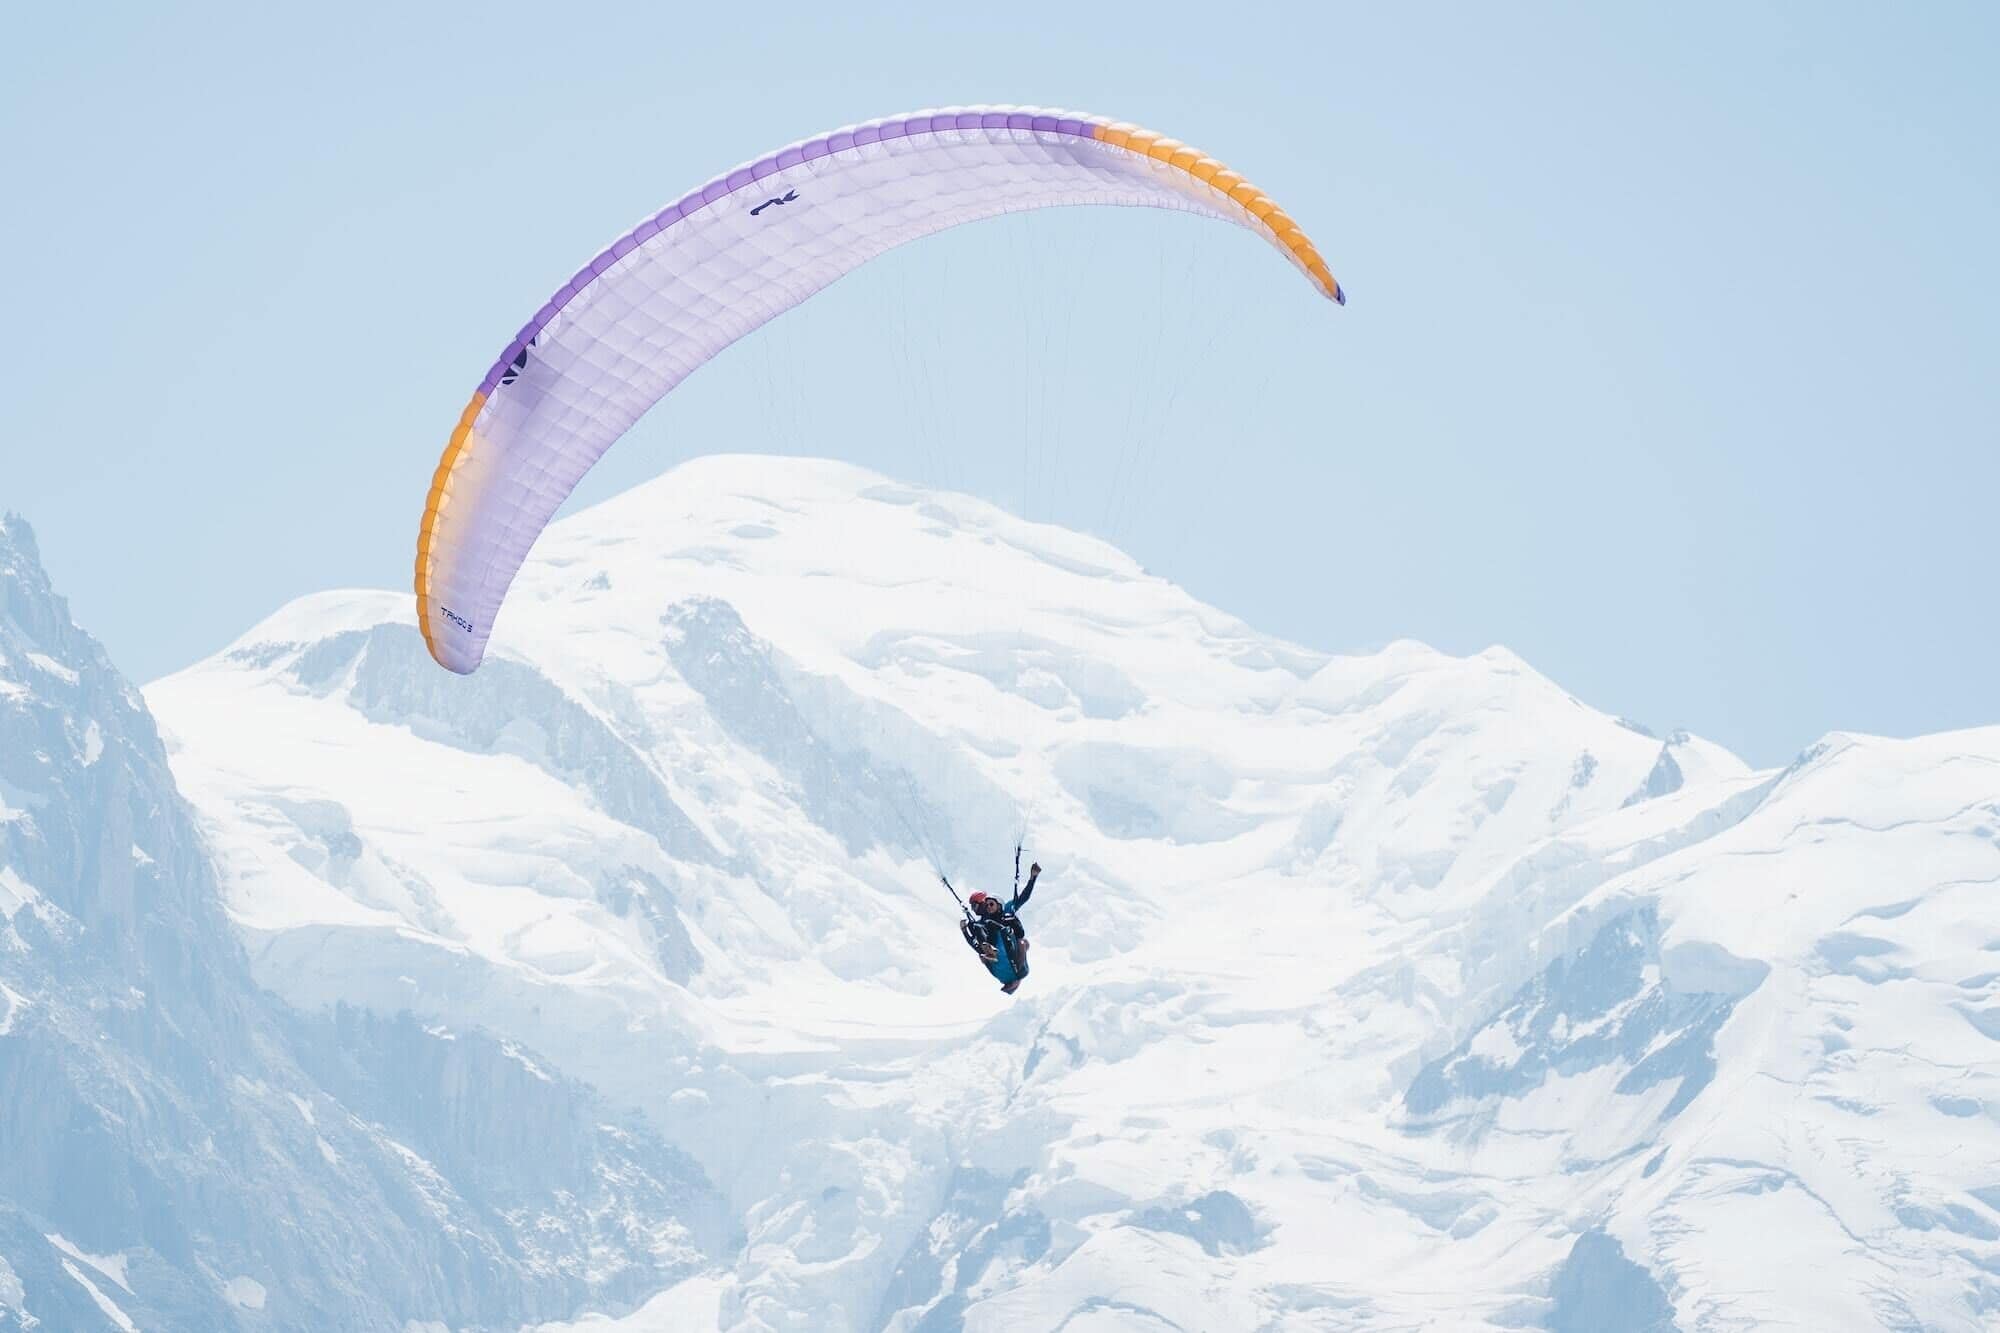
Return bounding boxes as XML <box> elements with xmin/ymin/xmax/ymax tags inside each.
<box><xmin>962</xmin><ymin>866</ymin><xmax>1039</xmax><ymax>983</ymax></box>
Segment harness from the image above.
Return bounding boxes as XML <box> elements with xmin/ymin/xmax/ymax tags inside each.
<box><xmin>946</xmin><ymin>844</ymin><xmax>1032</xmax><ymax>982</ymax></box>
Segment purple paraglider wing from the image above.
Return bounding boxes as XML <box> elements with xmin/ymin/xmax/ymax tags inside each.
<box><xmin>416</xmin><ymin>106</ymin><xmax>1342</xmax><ymax>672</ymax></box>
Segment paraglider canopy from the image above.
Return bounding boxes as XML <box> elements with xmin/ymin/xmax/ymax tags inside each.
<box><xmin>416</xmin><ymin>106</ymin><xmax>1343</xmax><ymax>673</ymax></box>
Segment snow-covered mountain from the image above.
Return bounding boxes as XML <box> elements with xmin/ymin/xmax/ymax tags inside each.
<box><xmin>10</xmin><ymin>452</ymin><xmax>1996</xmax><ymax>1330</ymax></box>
<box><xmin>0</xmin><ymin>513</ymin><xmax>728</xmax><ymax>1332</ymax></box>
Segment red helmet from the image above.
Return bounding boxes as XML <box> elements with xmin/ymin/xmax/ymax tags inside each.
<box><xmin>968</xmin><ymin>891</ymin><xmax>994</xmax><ymax>908</ymax></box>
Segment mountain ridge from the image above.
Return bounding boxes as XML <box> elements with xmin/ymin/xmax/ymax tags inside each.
<box><xmin>1</xmin><ymin>512</ymin><xmax>728</xmax><ymax>1332</ymax></box>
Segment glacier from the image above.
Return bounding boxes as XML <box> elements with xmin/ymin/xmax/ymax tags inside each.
<box><xmin>3</xmin><ymin>455</ymin><xmax>1996</xmax><ymax>1329</ymax></box>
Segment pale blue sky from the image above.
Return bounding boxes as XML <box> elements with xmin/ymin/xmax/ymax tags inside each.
<box><xmin>4</xmin><ymin>3</ymin><xmax>1995</xmax><ymax>765</ymax></box>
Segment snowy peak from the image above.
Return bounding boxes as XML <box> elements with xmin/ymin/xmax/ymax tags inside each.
<box><xmin>2</xmin><ymin>510</ymin><xmax>143</xmax><ymax>784</ymax></box>
<box><xmin>149</xmin><ymin>457</ymin><xmax>1751</xmax><ymax>1028</ymax></box>
<box><xmin>507</xmin><ymin>454</ymin><xmax>1320</xmax><ymax>713</ymax></box>
<box><xmin>1</xmin><ymin>511</ymin><xmax>223</xmax><ymax>962</ymax></box>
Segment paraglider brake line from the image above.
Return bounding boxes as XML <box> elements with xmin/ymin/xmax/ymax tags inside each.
<box><xmin>940</xmin><ymin>871</ymin><xmax>971</xmax><ymax>920</ymax></box>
